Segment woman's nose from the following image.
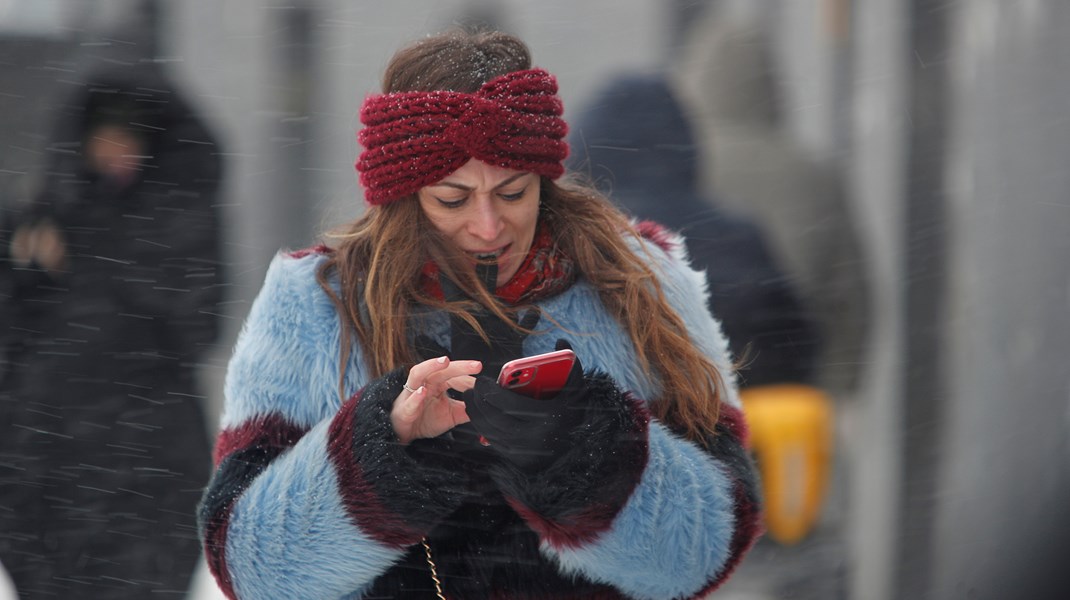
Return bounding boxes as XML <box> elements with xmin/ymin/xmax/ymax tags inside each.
<box><xmin>468</xmin><ymin>197</ymin><xmax>503</xmax><ymax>241</ymax></box>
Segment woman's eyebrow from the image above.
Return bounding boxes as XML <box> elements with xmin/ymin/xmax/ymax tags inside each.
<box><xmin>429</xmin><ymin>172</ymin><xmax>530</xmax><ymax>192</ymax></box>
<box><xmin>492</xmin><ymin>173</ymin><xmax>530</xmax><ymax>189</ymax></box>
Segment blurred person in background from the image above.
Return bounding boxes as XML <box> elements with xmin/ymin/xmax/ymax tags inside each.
<box><xmin>571</xmin><ymin>69</ymin><xmax>839</xmax><ymax>598</ymax></box>
<box><xmin>197</xmin><ymin>28</ymin><xmax>761</xmax><ymax>599</ymax></box>
<box><xmin>669</xmin><ymin>8</ymin><xmax>868</xmax><ymax>599</ymax></box>
<box><xmin>568</xmin><ymin>72</ymin><xmax>821</xmax><ymax>389</ymax></box>
<box><xmin>675</xmin><ymin>12</ymin><xmax>871</xmax><ymax>398</ymax></box>
<box><xmin>0</xmin><ymin>64</ymin><xmax>224</xmax><ymax>597</ymax></box>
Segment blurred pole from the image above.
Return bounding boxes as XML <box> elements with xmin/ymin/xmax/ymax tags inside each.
<box><xmin>846</xmin><ymin>0</ymin><xmax>911</xmax><ymax>598</ymax></box>
<box><xmin>898</xmin><ymin>1</ymin><xmax>951</xmax><ymax>599</ymax></box>
<box><xmin>934</xmin><ymin>2</ymin><xmax>1070</xmax><ymax>598</ymax></box>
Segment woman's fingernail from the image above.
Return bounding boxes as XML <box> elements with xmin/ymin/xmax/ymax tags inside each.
<box><xmin>437</xmin><ymin>356</ymin><xmax>447</xmax><ymax>364</ymax></box>
<box><xmin>408</xmin><ymin>388</ymin><xmax>424</xmax><ymax>415</ymax></box>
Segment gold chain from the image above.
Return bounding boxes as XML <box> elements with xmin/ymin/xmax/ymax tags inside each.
<box><xmin>421</xmin><ymin>537</ymin><xmax>446</xmax><ymax>600</ymax></box>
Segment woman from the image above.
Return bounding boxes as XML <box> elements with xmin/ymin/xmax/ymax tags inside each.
<box><xmin>198</xmin><ymin>29</ymin><xmax>761</xmax><ymax>599</ymax></box>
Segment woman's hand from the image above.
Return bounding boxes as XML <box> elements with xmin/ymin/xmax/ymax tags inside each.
<box><xmin>461</xmin><ymin>340</ymin><xmax>587</xmax><ymax>471</ymax></box>
<box><xmin>10</xmin><ymin>220</ymin><xmax>66</xmax><ymax>273</ymax></box>
<box><xmin>391</xmin><ymin>356</ymin><xmax>483</xmax><ymax>445</ymax></box>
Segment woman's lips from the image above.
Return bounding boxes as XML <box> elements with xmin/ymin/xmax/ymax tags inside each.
<box><xmin>470</xmin><ymin>243</ymin><xmax>510</xmax><ymax>260</ymax></box>
<box><xmin>469</xmin><ymin>244</ymin><xmax>512</xmax><ymax>284</ymax></box>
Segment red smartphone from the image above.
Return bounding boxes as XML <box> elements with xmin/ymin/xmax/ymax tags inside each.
<box><xmin>497</xmin><ymin>349</ymin><xmax>576</xmax><ymax>400</ymax></box>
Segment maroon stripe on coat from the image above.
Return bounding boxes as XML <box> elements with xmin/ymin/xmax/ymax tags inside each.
<box><xmin>213</xmin><ymin>413</ymin><xmax>308</xmax><ymax>466</ymax></box>
<box><xmin>690</xmin><ymin>482</ymin><xmax>765</xmax><ymax>598</ymax></box>
<box><xmin>326</xmin><ymin>391</ymin><xmax>423</xmax><ymax>547</ymax></box>
<box><xmin>687</xmin><ymin>401</ymin><xmax>764</xmax><ymax>597</ymax></box>
<box><xmin>688</xmin><ymin>401</ymin><xmax>762</xmax><ymax>596</ymax></box>
<box><xmin>717</xmin><ymin>402</ymin><xmax>751</xmax><ymax>448</ymax></box>
<box><xmin>203</xmin><ymin>514</ymin><xmax>238</xmax><ymax>599</ymax></box>
<box><xmin>285</xmin><ymin>244</ymin><xmax>332</xmax><ymax>259</ymax></box>
<box><xmin>635</xmin><ymin>220</ymin><xmax>679</xmax><ymax>254</ymax></box>
<box><xmin>203</xmin><ymin>413</ymin><xmax>308</xmax><ymax>599</ymax></box>
<box><xmin>508</xmin><ymin>499</ymin><xmax>628</xmax><ymax>550</ymax></box>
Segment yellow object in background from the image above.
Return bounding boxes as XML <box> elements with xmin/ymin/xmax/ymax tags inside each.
<box><xmin>741</xmin><ymin>384</ymin><xmax>834</xmax><ymax>545</ymax></box>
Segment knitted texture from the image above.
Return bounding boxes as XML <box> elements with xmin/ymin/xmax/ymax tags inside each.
<box><xmin>356</xmin><ymin>68</ymin><xmax>569</xmax><ymax>205</ymax></box>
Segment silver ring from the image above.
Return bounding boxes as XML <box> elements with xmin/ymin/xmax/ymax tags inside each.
<box><xmin>403</xmin><ymin>383</ymin><xmax>418</xmax><ymax>394</ymax></box>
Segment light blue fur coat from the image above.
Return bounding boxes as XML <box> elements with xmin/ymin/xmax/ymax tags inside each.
<box><xmin>203</xmin><ymin>230</ymin><xmax>757</xmax><ymax>600</ymax></box>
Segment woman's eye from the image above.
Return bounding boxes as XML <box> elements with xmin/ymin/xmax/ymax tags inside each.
<box><xmin>500</xmin><ymin>188</ymin><xmax>526</xmax><ymax>201</ymax></box>
<box><xmin>436</xmin><ymin>196</ymin><xmax>466</xmax><ymax>209</ymax></box>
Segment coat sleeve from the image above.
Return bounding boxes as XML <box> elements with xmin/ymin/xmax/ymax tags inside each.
<box><xmin>197</xmin><ymin>252</ymin><xmax>469</xmax><ymax>600</ymax></box>
<box><xmin>490</xmin><ymin>226</ymin><xmax>763</xmax><ymax>600</ymax></box>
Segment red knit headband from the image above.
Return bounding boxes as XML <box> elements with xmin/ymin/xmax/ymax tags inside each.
<box><xmin>356</xmin><ymin>68</ymin><xmax>570</xmax><ymax>205</ymax></box>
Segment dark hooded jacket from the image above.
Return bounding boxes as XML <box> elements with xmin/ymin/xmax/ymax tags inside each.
<box><xmin>569</xmin><ymin>73</ymin><xmax>819</xmax><ymax>386</ymax></box>
<box><xmin>0</xmin><ymin>64</ymin><xmax>223</xmax><ymax>597</ymax></box>
<box><xmin>10</xmin><ymin>65</ymin><xmax>223</xmax><ymax>363</ymax></box>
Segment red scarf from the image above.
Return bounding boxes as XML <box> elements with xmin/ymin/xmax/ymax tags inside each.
<box><xmin>420</xmin><ymin>224</ymin><xmax>576</xmax><ymax>305</ymax></box>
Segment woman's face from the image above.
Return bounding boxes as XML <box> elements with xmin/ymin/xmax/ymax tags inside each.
<box><xmin>86</xmin><ymin>124</ymin><xmax>145</xmax><ymax>183</ymax></box>
<box><xmin>418</xmin><ymin>159</ymin><xmax>541</xmax><ymax>286</ymax></box>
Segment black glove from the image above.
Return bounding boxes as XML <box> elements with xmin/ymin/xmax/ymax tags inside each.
<box><xmin>461</xmin><ymin>340</ymin><xmax>587</xmax><ymax>472</ymax></box>
<box><xmin>415</xmin><ymin>262</ymin><xmax>540</xmax><ymax>378</ymax></box>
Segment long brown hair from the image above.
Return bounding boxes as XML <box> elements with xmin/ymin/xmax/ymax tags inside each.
<box><xmin>316</xmin><ymin>29</ymin><xmax>727</xmax><ymax>442</ymax></box>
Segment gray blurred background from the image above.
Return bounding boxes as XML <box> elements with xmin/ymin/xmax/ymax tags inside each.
<box><xmin>1</xmin><ymin>0</ymin><xmax>1067</xmax><ymax>598</ymax></box>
